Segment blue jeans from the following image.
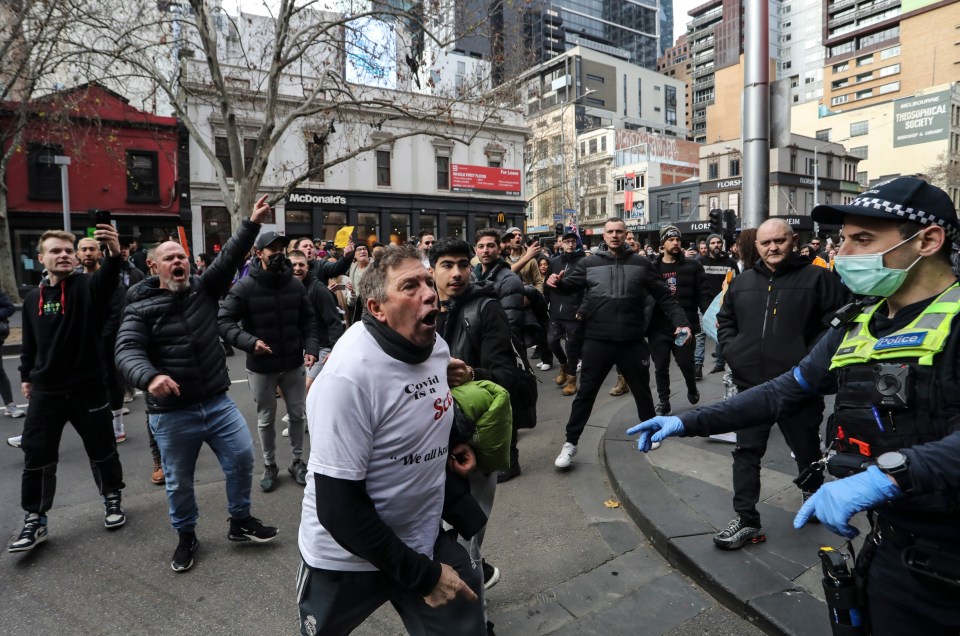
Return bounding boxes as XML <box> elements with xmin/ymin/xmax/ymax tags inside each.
<box><xmin>694</xmin><ymin>331</ymin><xmax>725</xmax><ymax>367</ymax></box>
<box><xmin>148</xmin><ymin>393</ymin><xmax>255</xmax><ymax>533</ymax></box>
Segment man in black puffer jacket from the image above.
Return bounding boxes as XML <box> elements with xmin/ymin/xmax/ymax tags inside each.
<box><xmin>473</xmin><ymin>228</ymin><xmax>524</xmax><ymax>341</ymax></box>
<box><xmin>219</xmin><ymin>231</ymin><xmax>320</xmax><ymax>493</ymax></box>
<box><xmin>546</xmin><ymin>218</ymin><xmax>690</xmax><ymax>471</ymax></box>
<box><xmin>648</xmin><ymin>225</ymin><xmax>714</xmax><ymax>415</ymax></box>
<box><xmin>712</xmin><ymin>217</ymin><xmax>847</xmax><ymax>550</ymax></box>
<box><xmin>547</xmin><ymin>231</ymin><xmax>586</xmax><ymax>396</ymax></box>
<box><xmin>116</xmin><ymin>195</ymin><xmax>278</xmax><ymax>573</ymax></box>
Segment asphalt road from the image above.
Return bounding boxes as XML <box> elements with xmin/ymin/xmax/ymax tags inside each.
<box><xmin>0</xmin><ymin>348</ymin><xmax>775</xmax><ymax>635</ymax></box>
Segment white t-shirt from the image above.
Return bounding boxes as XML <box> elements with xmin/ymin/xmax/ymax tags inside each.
<box><xmin>298</xmin><ymin>322</ymin><xmax>455</xmax><ymax>571</ymax></box>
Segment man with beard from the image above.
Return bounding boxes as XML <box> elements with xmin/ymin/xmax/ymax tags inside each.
<box><xmin>547</xmin><ymin>231</ymin><xmax>585</xmax><ymax>397</ymax></box>
<box><xmin>546</xmin><ymin>218</ymin><xmax>690</xmax><ymax>470</ymax></box>
<box><xmin>219</xmin><ymin>231</ymin><xmax>320</xmax><ymax>491</ymax></box>
<box><xmin>78</xmin><ymin>237</ymin><xmax>131</xmax><ymax>443</ymax></box>
<box><xmin>648</xmin><ymin>226</ymin><xmax>713</xmax><ymax>415</ymax></box>
<box><xmin>297</xmin><ymin>245</ymin><xmax>484</xmax><ymax>635</ymax></box>
<box><xmin>117</xmin><ymin>195</ymin><xmax>278</xmax><ymax>572</ymax></box>
<box><xmin>695</xmin><ymin>233</ymin><xmax>738</xmax><ymax>376</ymax></box>
<box><xmin>10</xmin><ymin>224</ymin><xmax>126</xmax><ymax>553</ymax></box>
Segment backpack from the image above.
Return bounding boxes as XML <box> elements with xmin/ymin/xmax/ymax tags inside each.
<box><xmin>462</xmin><ymin>297</ymin><xmax>539</xmax><ymax>429</ymax></box>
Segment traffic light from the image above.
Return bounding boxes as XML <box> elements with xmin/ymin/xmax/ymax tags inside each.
<box><xmin>708</xmin><ymin>209</ymin><xmax>723</xmax><ymax>235</ymax></box>
<box><xmin>723</xmin><ymin>209</ymin><xmax>737</xmax><ymax>242</ymax></box>
<box><xmin>555</xmin><ymin>222</ymin><xmax>564</xmax><ymax>236</ymax></box>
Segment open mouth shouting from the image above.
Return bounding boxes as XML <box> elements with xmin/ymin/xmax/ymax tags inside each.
<box><xmin>421</xmin><ymin>308</ymin><xmax>439</xmax><ymax>327</ymax></box>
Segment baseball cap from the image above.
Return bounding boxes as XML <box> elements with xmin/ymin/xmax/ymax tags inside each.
<box><xmin>562</xmin><ymin>230</ymin><xmax>579</xmax><ymax>240</ymax></box>
<box><xmin>812</xmin><ymin>177</ymin><xmax>960</xmax><ymax>243</ymax></box>
<box><xmin>255</xmin><ymin>230</ymin><xmax>286</xmax><ymax>250</ymax></box>
<box><xmin>504</xmin><ymin>226</ymin><xmax>522</xmax><ymax>238</ymax></box>
<box><xmin>659</xmin><ymin>225</ymin><xmax>682</xmax><ymax>244</ymax></box>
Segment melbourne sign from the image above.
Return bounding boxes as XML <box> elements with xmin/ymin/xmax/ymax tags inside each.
<box><xmin>893</xmin><ymin>90</ymin><xmax>951</xmax><ymax>148</ymax></box>
<box><xmin>451</xmin><ymin>164</ymin><xmax>522</xmax><ymax>196</ymax></box>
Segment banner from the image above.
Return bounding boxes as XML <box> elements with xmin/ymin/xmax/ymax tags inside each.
<box><xmin>624</xmin><ymin>172</ymin><xmax>635</xmax><ymax>212</ymax></box>
<box><xmin>893</xmin><ymin>90</ymin><xmax>951</xmax><ymax>148</ymax></box>
<box><xmin>451</xmin><ymin>164</ymin><xmax>522</xmax><ymax>196</ymax></box>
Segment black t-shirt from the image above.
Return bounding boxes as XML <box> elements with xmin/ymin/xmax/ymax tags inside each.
<box><xmin>870</xmin><ymin>294</ymin><xmax>939</xmax><ymax>338</ymax></box>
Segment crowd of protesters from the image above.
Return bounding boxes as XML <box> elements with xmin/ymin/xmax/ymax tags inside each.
<box><xmin>5</xmin><ymin>179</ymin><xmax>960</xmax><ymax>635</ymax></box>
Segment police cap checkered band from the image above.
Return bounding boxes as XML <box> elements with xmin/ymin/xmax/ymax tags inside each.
<box><xmin>812</xmin><ymin>177</ymin><xmax>960</xmax><ymax>244</ymax></box>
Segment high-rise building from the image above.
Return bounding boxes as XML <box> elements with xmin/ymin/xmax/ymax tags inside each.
<box><xmin>686</xmin><ymin>0</ymin><xmax>780</xmax><ymax>143</ymax></box>
<box><xmin>657</xmin><ymin>33</ymin><xmax>693</xmax><ymax>136</ymax></box>
<box><xmin>660</xmin><ymin>0</ymin><xmax>674</xmax><ymax>55</ymax></box>
<box><xmin>777</xmin><ymin>0</ymin><xmax>824</xmax><ymax>106</ymax></box>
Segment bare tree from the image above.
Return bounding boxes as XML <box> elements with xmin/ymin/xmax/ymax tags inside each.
<box><xmin>923</xmin><ymin>151</ymin><xmax>960</xmax><ymax>198</ymax></box>
<box><xmin>60</xmin><ymin>0</ymin><xmax>525</xmax><ymax>233</ymax></box>
<box><xmin>0</xmin><ymin>0</ymin><xmax>93</xmax><ymax>302</ymax></box>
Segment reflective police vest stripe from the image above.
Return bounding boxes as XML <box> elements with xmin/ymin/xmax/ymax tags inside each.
<box><xmin>830</xmin><ymin>283</ymin><xmax>960</xmax><ymax>369</ymax></box>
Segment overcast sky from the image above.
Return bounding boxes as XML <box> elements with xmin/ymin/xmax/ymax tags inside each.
<box><xmin>672</xmin><ymin>0</ymin><xmax>702</xmax><ymax>47</ymax></box>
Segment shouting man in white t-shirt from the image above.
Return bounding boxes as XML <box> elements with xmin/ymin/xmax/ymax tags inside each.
<box><xmin>297</xmin><ymin>244</ymin><xmax>485</xmax><ymax>635</ymax></box>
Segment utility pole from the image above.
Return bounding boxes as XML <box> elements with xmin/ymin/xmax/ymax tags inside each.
<box><xmin>742</xmin><ymin>0</ymin><xmax>769</xmax><ymax>230</ymax></box>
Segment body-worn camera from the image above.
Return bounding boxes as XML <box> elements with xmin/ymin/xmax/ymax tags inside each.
<box><xmin>872</xmin><ymin>363</ymin><xmax>913</xmax><ymax>409</ymax></box>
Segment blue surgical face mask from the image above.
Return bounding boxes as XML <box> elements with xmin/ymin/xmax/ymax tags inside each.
<box><xmin>833</xmin><ymin>230</ymin><xmax>923</xmax><ymax>297</ymax></box>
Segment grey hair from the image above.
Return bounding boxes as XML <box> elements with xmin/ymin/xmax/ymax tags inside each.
<box><xmin>358</xmin><ymin>244</ymin><xmax>423</xmax><ymax>304</ymax></box>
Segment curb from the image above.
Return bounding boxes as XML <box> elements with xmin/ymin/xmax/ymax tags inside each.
<box><xmin>602</xmin><ymin>421</ymin><xmax>831</xmax><ymax>636</ymax></box>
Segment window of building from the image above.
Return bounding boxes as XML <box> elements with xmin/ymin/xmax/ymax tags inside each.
<box><xmin>215</xmin><ymin>136</ymin><xmax>233</xmax><ymax>179</ymax></box>
<box><xmin>806</xmin><ymin>157</ymin><xmax>816</xmax><ymax>176</ymax></box>
<box><xmin>790</xmin><ymin>151</ymin><xmax>798</xmax><ymax>173</ymax></box>
<box><xmin>488</xmin><ymin>159</ymin><xmax>501</xmax><ymax>168</ymax></box>
<box><xmin>708</xmin><ymin>195</ymin><xmax>720</xmax><ymax>210</ymax></box>
<box><xmin>243</xmin><ymin>138</ymin><xmax>256</xmax><ymax>175</ymax></box>
<box><xmin>729</xmin><ymin>158</ymin><xmax>740</xmax><ymax>176</ymax></box>
<box><xmin>849</xmin><ymin>146</ymin><xmax>868</xmax><ymax>159</ymax></box>
<box><xmin>600</xmin><ymin>136</ymin><xmax>606</xmax><ymax>152</ymax></box>
<box><xmin>588</xmin><ymin>198</ymin><xmax>597</xmax><ymax>217</ymax></box>
<box><xmin>850</xmin><ymin>121</ymin><xmax>869</xmax><ymax>137</ymax></box>
<box><xmin>665</xmin><ymin>85</ymin><xmax>677</xmax><ymax>126</ymax></box>
<box><xmin>826</xmin><ymin>157</ymin><xmax>833</xmax><ymax>177</ymax></box>
<box><xmin>599</xmin><ymin>197</ymin><xmax>606</xmax><ymax>215</ymax></box>
<box><xmin>816</xmin><ymin>129</ymin><xmax>831</xmax><ymax>141</ymax></box>
<box><xmin>831</xmin><ymin>94</ymin><xmax>849</xmax><ymax>106</ymax></box>
<box><xmin>126</xmin><ymin>150</ymin><xmax>159</xmax><ymax>203</ymax></box>
<box><xmin>856</xmin><ymin>171</ymin><xmax>868</xmax><ymax>186</ymax></box>
<box><xmin>833</xmin><ymin>61</ymin><xmax>849</xmax><ymax>73</ymax></box>
<box><xmin>708</xmin><ymin>162</ymin><xmax>718</xmax><ymax>179</ymax></box>
<box><xmin>615</xmin><ymin>203</ymin><xmax>624</xmax><ymax>216</ymax></box>
<box><xmin>879</xmin><ymin>63</ymin><xmax>900</xmax><ymax>77</ymax></box>
<box><xmin>856</xmin><ymin>54</ymin><xmax>874</xmax><ymax>67</ymax></box>
<box><xmin>388</xmin><ymin>213</ymin><xmax>410</xmax><ymax>245</ymax></box>
<box><xmin>588</xmin><ymin>139</ymin><xmax>597</xmax><ymax>154</ymax></box>
<box><xmin>881</xmin><ymin>45</ymin><xmax>900</xmax><ymax>60</ymax></box>
<box><xmin>585</xmin><ymin>73</ymin><xmax>605</xmax><ymax>83</ymax></box>
<box><xmin>307</xmin><ymin>141</ymin><xmax>325</xmax><ymax>182</ymax></box>
<box><xmin>27</xmin><ymin>143</ymin><xmax>63</xmax><ymax>200</ymax></box>
<box><xmin>436</xmin><ymin>155</ymin><xmax>449</xmax><ymax>190</ymax></box>
<box><xmin>580</xmin><ymin>141</ymin><xmax>586</xmax><ymax>156</ymax></box>
<box><xmin>855</xmin><ymin>89</ymin><xmax>873</xmax><ymax>100</ymax></box>
<box><xmin>376</xmin><ymin>150</ymin><xmax>391</xmax><ymax>186</ymax></box>
<box><xmin>202</xmin><ymin>206</ymin><xmax>232</xmax><ymax>254</ymax></box>
<box><xmin>856</xmin><ymin>72</ymin><xmax>873</xmax><ymax>83</ymax></box>
<box><xmin>879</xmin><ymin>81</ymin><xmax>899</xmax><ymax>95</ymax></box>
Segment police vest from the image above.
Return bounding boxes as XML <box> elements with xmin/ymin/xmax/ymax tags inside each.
<box><xmin>829</xmin><ymin>284</ymin><xmax>960</xmax><ymax>531</ymax></box>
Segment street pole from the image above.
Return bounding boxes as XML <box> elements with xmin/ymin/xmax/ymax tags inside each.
<box><xmin>742</xmin><ymin>0</ymin><xmax>769</xmax><ymax>230</ymax></box>
<box><xmin>54</xmin><ymin>155</ymin><xmax>72</xmax><ymax>232</ymax></box>
<box><xmin>813</xmin><ymin>145</ymin><xmax>820</xmax><ymax>237</ymax></box>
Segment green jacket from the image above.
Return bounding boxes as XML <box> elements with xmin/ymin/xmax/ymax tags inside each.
<box><xmin>451</xmin><ymin>380</ymin><xmax>512</xmax><ymax>473</ymax></box>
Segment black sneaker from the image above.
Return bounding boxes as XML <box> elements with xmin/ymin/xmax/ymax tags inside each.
<box><xmin>103</xmin><ymin>492</ymin><xmax>126</xmax><ymax>529</ymax></box>
<box><xmin>260</xmin><ymin>464</ymin><xmax>279</xmax><ymax>492</ymax></box>
<box><xmin>482</xmin><ymin>559</ymin><xmax>500</xmax><ymax>590</ymax></box>
<box><xmin>8</xmin><ymin>513</ymin><xmax>48</xmax><ymax>553</ymax></box>
<box><xmin>713</xmin><ymin>515</ymin><xmax>765</xmax><ymax>550</ymax></box>
<box><xmin>171</xmin><ymin>532</ymin><xmax>199</xmax><ymax>572</ymax></box>
<box><xmin>655</xmin><ymin>401</ymin><xmax>671</xmax><ymax>416</ymax></box>
<box><xmin>687</xmin><ymin>388</ymin><xmax>700</xmax><ymax>405</ymax></box>
<box><xmin>694</xmin><ymin>364</ymin><xmax>703</xmax><ymax>380</ymax></box>
<box><xmin>228</xmin><ymin>516</ymin><xmax>279</xmax><ymax>543</ymax></box>
<box><xmin>710</xmin><ymin>363</ymin><xmax>726</xmax><ymax>374</ymax></box>
<box><xmin>801</xmin><ymin>492</ymin><xmax>821</xmax><ymax>524</ymax></box>
<box><xmin>288</xmin><ymin>459</ymin><xmax>307</xmax><ymax>486</ymax></box>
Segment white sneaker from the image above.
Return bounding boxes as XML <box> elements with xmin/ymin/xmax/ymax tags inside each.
<box><xmin>7</xmin><ymin>435</ymin><xmax>22</xmax><ymax>448</ymax></box>
<box><xmin>121</xmin><ymin>407</ymin><xmax>130</xmax><ymax>415</ymax></box>
<box><xmin>537</xmin><ymin>362</ymin><xmax>552</xmax><ymax>371</ymax></box>
<box><xmin>4</xmin><ymin>404</ymin><xmax>25</xmax><ymax>418</ymax></box>
<box><xmin>577</xmin><ymin>361</ymin><xmax>582</xmax><ymax>372</ymax></box>
<box><xmin>282</xmin><ymin>414</ymin><xmax>290</xmax><ymax>423</ymax></box>
<box><xmin>651</xmin><ymin>441</ymin><xmax>661</xmax><ymax>450</ymax></box>
<box><xmin>709</xmin><ymin>432</ymin><xmax>738</xmax><ymax>443</ymax></box>
<box><xmin>281</xmin><ymin>427</ymin><xmax>289</xmax><ymax>437</ymax></box>
<box><xmin>554</xmin><ymin>442</ymin><xmax>577</xmax><ymax>469</ymax></box>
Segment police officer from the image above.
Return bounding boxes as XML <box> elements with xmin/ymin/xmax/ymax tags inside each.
<box><xmin>628</xmin><ymin>177</ymin><xmax>960</xmax><ymax>634</ymax></box>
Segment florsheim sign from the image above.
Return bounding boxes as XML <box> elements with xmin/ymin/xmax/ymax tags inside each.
<box><xmin>893</xmin><ymin>90</ymin><xmax>951</xmax><ymax>148</ymax></box>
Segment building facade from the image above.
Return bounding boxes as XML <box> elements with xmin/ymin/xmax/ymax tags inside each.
<box><xmin>656</xmin><ymin>33</ymin><xmax>694</xmax><ymax>136</ymax></box>
<box><xmin>2</xmin><ymin>84</ymin><xmax>184</xmax><ymax>293</ymax></box>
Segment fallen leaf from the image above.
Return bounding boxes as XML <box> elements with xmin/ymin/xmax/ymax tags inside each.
<box><xmin>603</xmin><ymin>499</ymin><xmax>620</xmax><ymax>508</ymax></box>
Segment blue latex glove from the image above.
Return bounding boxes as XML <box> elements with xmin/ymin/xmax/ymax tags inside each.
<box><xmin>793</xmin><ymin>465</ymin><xmax>901</xmax><ymax>538</ymax></box>
<box><xmin>626</xmin><ymin>416</ymin><xmax>684</xmax><ymax>453</ymax></box>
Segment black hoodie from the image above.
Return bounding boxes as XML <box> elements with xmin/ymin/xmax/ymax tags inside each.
<box><xmin>20</xmin><ymin>255</ymin><xmax>121</xmax><ymax>393</ymax></box>
<box><xmin>218</xmin><ymin>258</ymin><xmax>320</xmax><ymax>374</ymax></box>
<box><xmin>718</xmin><ymin>252</ymin><xmax>848</xmax><ymax>388</ymax></box>
<box><xmin>546</xmin><ymin>249</ymin><xmax>585</xmax><ymax>321</ymax></box>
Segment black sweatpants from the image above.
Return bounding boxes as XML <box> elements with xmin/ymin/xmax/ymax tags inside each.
<box><xmin>297</xmin><ymin>529</ymin><xmax>486</xmax><ymax>636</ymax></box>
<box><xmin>565</xmin><ymin>338</ymin><xmax>654</xmax><ymax>445</ymax></box>
<box><xmin>648</xmin><ymin>329</ymin><xmax>697</xmax><ymax>402</ymax></box>
<box><xmin>867</xmin><ymin>534</ymin><xmax>960</xmax><ymax>635</ymax></box>
<box><xmin>20</xmin><ymin>389</ymin><xmax>125</xmax><ymax>514</ymax></box>
<box><xmin>731</xmin><ymin>393</ymin><xmax>824</xmax><ymax>526</ymax></box>
<box><xmin>548</xmin><ymin>319</ymin><xmax>583</xmax><ymax>377</ymax></box>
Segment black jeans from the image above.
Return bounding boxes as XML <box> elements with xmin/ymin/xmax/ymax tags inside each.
<box><xmin>565</xmin><ymin>338</ymin><xmax>655</xmax><ymax>445</ymax></box>
<box><xmin>297</xmin><ymin>529</ymin><xmax>486</xmax><ymax>636</ymax></box>
<box><xmin>648</xmin><ymin>329</ymin><xmax>697</xmax><ymax>402</ymax></box>
<box><xmin>102</xmin><ymin>339</ymin><xmax>124</xmax><ymax>411</ymax></box>
<box><xmin>548</xmin><ymin>319</ymin><xmax>583</xmax><ymax>376</ymax></box>
<box><xmin>20</xmin><ymin>389</ymin><xmax>125</xmax><ymax>514</ymax></box>
<box><xmin>867</xmin><ymin>535</ymin><xmax>960</xmax><ymax>635</ymax></box>
<box><xmin>731</xmin><ymin>393</ymin><xmax>824</xmax><ymax>526</ymax></box>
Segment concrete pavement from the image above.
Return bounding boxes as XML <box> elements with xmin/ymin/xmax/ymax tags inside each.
<box><xmin>0</xmin><ymin>349</ymin><xmax>767</xmax><ymax>635</ymax></box>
